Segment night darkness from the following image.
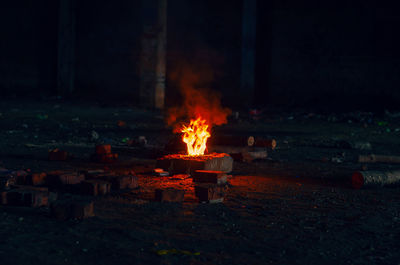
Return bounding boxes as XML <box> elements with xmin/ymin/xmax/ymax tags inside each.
<box><xmin>1</xmin><ymin>1</ymin><xmax>400</xmax><ymax>265</ymax></box>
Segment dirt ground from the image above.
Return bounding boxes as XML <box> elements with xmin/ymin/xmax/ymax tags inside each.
<box><xmin>0</xmin><ymin>100</ymin><xmax>399</xmax><ymax>265</ymax></box>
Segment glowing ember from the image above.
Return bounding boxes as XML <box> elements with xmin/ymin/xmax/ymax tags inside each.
<box><xmin>181</xmin><ymin>117</ymin><xmax>210</xmax><ymax>156</ymax></box>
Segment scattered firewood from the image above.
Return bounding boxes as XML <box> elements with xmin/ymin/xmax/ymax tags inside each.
<box><xmin>195</xmin><ymin>184</ymin><xmax>227</xmax><ymax>203</ymax></box>
<box><xmin>358</xmin><ymin>154</ymin><xmax>400</xmax><ymax>164</ymax></box>
<box><xmin>155</xmin><ymin>188</ymin><xmax>185</xmax><ymax>202</ymax></box>
<box><xmin>352</xmin><ymin>170</ymin><xmax>400</xmax><ymax>189</ymax></box>
<box><xmin>193</xmin><ymin>170</ymin><xmax>228</xmax><ymax>185</ymax></box>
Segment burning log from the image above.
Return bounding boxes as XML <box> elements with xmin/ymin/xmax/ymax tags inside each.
<box><xmin>358</xmin><ymin>154</ymin><xmax>400</xmax><ymax>164</ymax></box>
<box><xmin>156</xmin><ymin>153</ymin><xmax>233</xmax><ymax>175</ymax></box>
<box><xmin>351</xmin><ymin>170</ymin><xmax>400</xmax><ymax>189</ymax></box>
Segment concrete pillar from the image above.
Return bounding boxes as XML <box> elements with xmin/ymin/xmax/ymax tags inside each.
<box><xmin>241</xmin><ymin>0</ymin><xmax>257</xmax><ymax>107</ymax></box>
<box><xmin>139</xmin><ymin>0</ymin><xmax>167</xmax><ymax>109</ymax></box>
<box><xmin>57</xmin><ymin>0</ymin><xmax>76</xmax><ymax>95</ymax></box>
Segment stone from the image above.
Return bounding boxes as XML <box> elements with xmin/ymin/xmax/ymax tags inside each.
<box><xmin>155</xmin><ymin>188</ymin><xmax>185</xmax><ymax>202</ymax></box>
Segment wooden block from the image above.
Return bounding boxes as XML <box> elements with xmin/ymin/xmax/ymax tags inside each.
<box><xmin>95</xmin><ymin>175</ymin><xmax>138</xmax><ymax>190</ymax></box>
<box><xmin>96</xmin><ymin>144</ymin><xmax>111</xmax><ymax>155</ymax></box>
<box><xmin>155</xmin><ymin>188</ymin><xmax>185</xmax><ymax>202</ymax></box>
<box><xmin>1</xmin><ymin>191</ymin><xmax>8</xmax><ymax>205</ymax></box>
<box><xmin>113</xmin><ymin>175</ymin><xmax>138</xmax><ymax>190</ymax></box>
<box><xmin>72</xmin><ymin>200</ymin><xmax>95</xmax><ymax>219</ymax></box>
<box><xmin>50</xmin><ymin>200</ymin><xmax>71</xmax><ymax>220</ymax></box>
<box><xmin>51</xmin><ymin>199</ymin><xmax>95</xmax><ymax>220</ymax></box>
<box><xmin>22</xmin><ymin>191</ymin><xmax>49</xmax><ymax>207</ymax></box>
<box><xmin>92</xmin><ymin>153</ymin><xmax>118</xmax><ymax>163</ymax></box>
<box><xmin>26</xmin><ymin>173</ymin><xmax>47</xmax><ymax>186</ymax></box>
<box><xmin>60</xmin><ymin>172</ymin><xmax>85</xmax><ymax>185</ymax></box>
<box><xmin>80</xmin><ymin>180</ymin><xmax>110</xmax><ymax>196</ymax></box>
<box><xmin>254</xmin><ymin>138</ymin><xmax>277</xmax><ymax>149</ymax></box>
<box><xmin>47</xmin><ymin>172</ymin><xmax>85</xmax><ymax>186</ymax></box>
<box><xmin>195</xmin><ymin>185</ymin><xmax>227</xmax><ymax>203</ymax></box>
<box><xmin>156</xmin><ymin>153</ymin><xmax>233</xmax><ymax>175</ymax></box>
<box><xmin>193</xmin><ymin>170</ymin><xmax>227</xmax><ymax>184</ymax></box>
<box><xmin>80</xmin><ymin>180</ymin><xmax>98</xmax><ymax>196</ymax></box>
<box><xmin>48</xmin><ymin>149</ymin><xmax>69</xmax><ymax>161</ymax></box>
<box><xmin>2</xmin><ymin>189</ymin><xmax>49</xmax><ymax>207</ymax></box>
<box><xmin>0</xmin><ymin>175</ymin><xmax>15</xmax><ymax>189</ymax></box>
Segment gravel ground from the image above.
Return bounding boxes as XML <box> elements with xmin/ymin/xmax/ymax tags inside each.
<box><xmin>0</xmin><ymin>100</ymin><xmax>399</xmax><ymax>265</ymax></box>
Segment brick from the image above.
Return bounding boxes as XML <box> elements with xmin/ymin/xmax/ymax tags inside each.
<box><xmin>195</xmin><ymin>185</ymin><xmax>227</xmax><ymax>203</ymax></box>
<box><xmin>80</xmin><ymin>180</ymin><xmax>111</xmax><ymax>196</ymax></box>
<box><xmin>155</xmin><ymin>188</ymin><xmax>185</xmax><ymax>203</ymax></box>
<box><xmin>96</xmin><ymin>144</ymin><xmax>112</xmax><ymax>155</ymax></box>
<box><xmin>193</xmin><ymin>170</ymin><xmax>228</xmax><ymax>185</ymax></box>
<box><xmin>48</xmin><ymin>149</ymin><xmax>69</xmax><ymax>161</ymax></box>
<box><xmin>50</xmin><ymin>199</ymin><xmax>95</xmax><ymax>220</ymax></box>
<box><xmin>156</xmin><ymin>153</ymin><xmax>233</xmax><ymax>175</ymax></box>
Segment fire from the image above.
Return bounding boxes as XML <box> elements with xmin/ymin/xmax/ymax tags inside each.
<box><xmin>181</xmin><ymin>117</ymin><xmax>210</xmax><ymax>156</ymax></box>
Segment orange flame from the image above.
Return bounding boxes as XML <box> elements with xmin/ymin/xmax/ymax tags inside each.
<box><xmin>181</xmin><ymin>117</ymin><xmax>210</xmax><ymax>156</ymax></box>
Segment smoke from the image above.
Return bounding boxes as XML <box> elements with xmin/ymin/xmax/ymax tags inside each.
<box><xmin>166</xmin><ymin>59</ymin><xmax>231</xmax><ymax>132</ymax></box>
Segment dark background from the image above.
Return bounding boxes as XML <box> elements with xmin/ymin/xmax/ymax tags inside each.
<box><xmin>0</xmin><ymin>0</ymin><xmax>399</xmax><ymax>111</ymax></box>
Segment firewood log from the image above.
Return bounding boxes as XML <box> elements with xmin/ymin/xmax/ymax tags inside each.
<box><xmin>358</xmin><ymin>154</ymin><xmax>400</xmax><ymax>164</ymax></box>
<box><xmin>352</xmin><ymin>170</ymin><xmax>400</xmax><ymax>189</ymax></box>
